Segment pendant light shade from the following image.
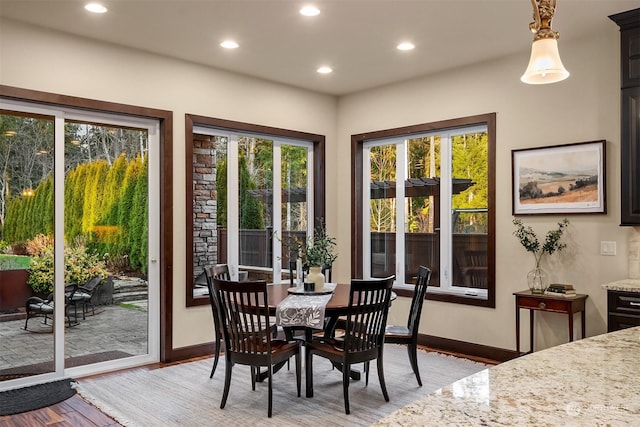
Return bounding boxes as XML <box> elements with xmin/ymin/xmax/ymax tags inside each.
<box><xmin>521</xmin><ymin>0</ymin><xmax>569</xmax><ymax>85</ymax></box>
<box><xmin>521</xmin><ymin>38</ymin><xmax>569</xmax><ymax>84</ymax></box>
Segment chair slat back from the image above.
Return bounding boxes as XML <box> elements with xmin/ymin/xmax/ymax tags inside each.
<box><xmin>345</xmin><ymin>276</ymin><xmax>395</xmax><ymax>353</ymax></box>
<box><xmin>212</xmin><ymin>264</ymin><xmax>230</xmax><ymax>280</ymax></box>
<box><xmin>213</xmin><ymin>278</ymin><xmax>272</xmax><ymax>356</ymax></box>
<box><xmin>83</xmin><ymin>275</ymin><xmax>103</xmax><ymax>292</ymax></box>
<box><xmin>407</xmin><ymin>266</ymin><xmax>431</xmax><ymax>332</ymax></box>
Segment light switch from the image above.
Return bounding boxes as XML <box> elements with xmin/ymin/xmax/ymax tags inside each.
<box><xmin>600</xmin><ymin>241</ymin><xmax>617</xmax><ymax>256</ymax></box>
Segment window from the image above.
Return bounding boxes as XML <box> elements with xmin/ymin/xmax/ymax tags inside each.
<box><xmin>352</xmin><ymin>114</ymin><xmax>495</xmax><ymax>307</ymax></box>
<box><xmin>186</xmin><ymin>115</ymin><xmax>325</xmax><ymax>306</ymax></box>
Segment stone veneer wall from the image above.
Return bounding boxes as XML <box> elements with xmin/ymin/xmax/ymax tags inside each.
<box><xmin>192</xmin><ymin>135</ymin><xmax>219</xmax><ymax>280</ymax></box>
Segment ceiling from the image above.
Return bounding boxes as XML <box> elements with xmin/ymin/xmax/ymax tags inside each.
<box><xmin>1</xmin><ymin>0</ymin><xmax>637</xmax><ymax>96</ymax></box>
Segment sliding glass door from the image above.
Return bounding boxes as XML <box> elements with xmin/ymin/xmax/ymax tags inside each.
<box><xmin>0</xmin><ymin>101</ymin><xmax>160</xmax><ymax>388</ymax></box>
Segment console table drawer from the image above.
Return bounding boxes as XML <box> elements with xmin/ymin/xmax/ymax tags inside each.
<box><xmin>518</xmin><ymin>296</ymin><xmax>570</xmax><ymax>312</ymax></box>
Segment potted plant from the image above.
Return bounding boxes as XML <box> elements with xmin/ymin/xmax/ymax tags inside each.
<box><xmin>301</xmin><ymin>222</ymin><xmax>337</xmax><ymax>289</ymax></box>
<box><xmin>512</xmin><ymin>218</ymin><xmax>569</xmax><ymax>294</ymax></box>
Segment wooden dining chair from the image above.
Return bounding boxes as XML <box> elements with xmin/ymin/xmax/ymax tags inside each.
<box><xmin>383</xmin><ymin>265</ymin><xmax>431</xmax><ymax>386</ymax></box>
<box><xmin>213</xmin><ymin>278</ymin><xmax>301</xmax><ymax>418</ymax></box>
<box><xmin>204</xmin><ymin>264</ymin><xmax>230</xmax><ymax>378</ymax></box>
<box><xmin>305</xmin><ymin>275</ymin><xmax>395</xmax><ymax>414</ymax></box>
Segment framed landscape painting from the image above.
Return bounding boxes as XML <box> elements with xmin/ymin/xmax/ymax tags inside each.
<box><xmin>512</xmin><ymin>140</ymin><xmax>606</xmax><ymax>215</ymax></box>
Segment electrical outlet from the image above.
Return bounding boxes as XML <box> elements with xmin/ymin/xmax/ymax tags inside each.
<box><xmin>600</xmin><ymin>241</ymin><xmax>617</xmax><ymax>256</ymax></box>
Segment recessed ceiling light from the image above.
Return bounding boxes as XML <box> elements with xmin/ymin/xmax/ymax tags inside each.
<box><xmin>85</xmin><ymin>3</ymin><xmax>107</xmax><ymax>14</ymax></box>
<box><xmin>397</xmin><ymin>42</ymin><xmax>415</xmax><ymax>51</ymax></box>
<box><xmin>220</xmin><ymin>40</ymin><xmax>239</xmax><ymax>49</ymax></box>
<box><xmin>300</xmin><ymin>6</ymin><xmax>320</xmax><ymax>17</ymax></box>
<box><xmin>317</xmin><ymin>66</ymin><xmax>332</xmax><ymax>74</ymax></box>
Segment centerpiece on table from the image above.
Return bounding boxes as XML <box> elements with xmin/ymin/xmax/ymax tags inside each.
<box><xmin>512</xmin><ymin>218</ymin><xmax>569</xmax><ymax>294</ymax></box>
<box><xmin>301</xmin><ymin>223</ymin><xmax>337</xmax><ymax>291</ymax></box>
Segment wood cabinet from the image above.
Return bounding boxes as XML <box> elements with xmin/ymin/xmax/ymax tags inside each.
<box><xmin>610</xmin><ymin>9</ymin><xmax>640</xmax><ymax>225</ymax></box>
<box><xmin>607</xmin><ymin>289</ymin><xmax>640</xmax><ymax>332</ymax></box>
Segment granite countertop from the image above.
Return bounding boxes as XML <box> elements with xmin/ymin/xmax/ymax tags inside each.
<box><xmin>373</xmin><ymin>327</ymin><xmax>640</xmax><ymax>426</ymax></box>
<box><xmin>601</xmin><ymin>278</ymin><xmax>640</xmax><ymax>292</ymax></box>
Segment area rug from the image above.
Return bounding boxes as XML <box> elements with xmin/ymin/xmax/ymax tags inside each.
<box><xmin>0</xmin><ymin>378</ymin><xmax>76</xmax><ymax>415</ymax></box>
<box><xmin>76</xmin><ymin>345</ymin><xmax>488</xmax><ymax>426</ymax></box>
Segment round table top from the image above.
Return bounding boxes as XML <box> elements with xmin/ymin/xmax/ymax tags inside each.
<box><xmin>267</xmin><ymin>282</ymin><xmax>351</xmax><ymax>311</ymax></box>
<box><xmin>267</xmin><ymin>282</ymin><xmax>396</xmax><ymax>312</ymax></box>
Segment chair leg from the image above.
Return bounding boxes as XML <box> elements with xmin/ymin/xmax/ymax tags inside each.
<box><xmin>220</xmin><ymin>358</ymin><xmax>232</xmax><ymax>409</ymax></box>
<box><xmin>210</xmin><ymin>336</ymin><xmax>221</xmax><ymax>378</ymax></box>
<box><xmin>295</xmin><ymin>352</ymin><xmax>301</xmax><ymax>397</ymax></box>
<box><xmin>408</xmin><ymin>344</ymin><xmax>422</xmax><ymax>386</ymax></box>
<box><xmin>377</xmin><ymin>353</ymin><xmax>390</xmax><ymax>402</ymax></box>
<box><xmin>365</xmin><ymin>361</ymin><xmax>370</xmax><ymax>386</ymax></box>
<box><xmin>305</xmin><ymin>350</ymin><xmax>314</xmax><ymax>398</ymax></box>
<box><xmin>342</xmin><ymin>362</ymin><xmax>351</xmax><ymax>414</ymax></box>
<box><xmin>251</xmin><ymin>366</ymin><xmax>256</xmax><ymax>391</ymax></box>
<box><xmin>267</xmin><ymin>365</ymin><xmax>273</xmax><ymax>418</ymax></box>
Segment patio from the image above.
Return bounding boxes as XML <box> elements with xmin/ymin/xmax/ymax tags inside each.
<box><xmin>0</xmin><ymin>301</ymin><xmax>148</xmax><ymax>380</ymax></box>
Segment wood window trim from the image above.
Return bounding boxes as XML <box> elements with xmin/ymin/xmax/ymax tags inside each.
<box><xmin>351</xmin><ymin>113</ymin><xmax>496</xmax><ymax>308</ymax></box>
<box><xmin>185</xmin><ymin>114</ymin><xmax>326</xmax><ymax>307</ymax></box>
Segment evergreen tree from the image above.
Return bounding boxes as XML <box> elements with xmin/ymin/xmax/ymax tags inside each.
<box><xmin>116</xmin><ymin>157</ymin><xmax>143</xmax><ymax>263</ymax></box>
<box><xmin>129</xmin><ymin>157</ymin><xmax>148</xmax><ymax>270</ymax></box>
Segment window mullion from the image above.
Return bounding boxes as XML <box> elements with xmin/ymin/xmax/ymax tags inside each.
<box><xmin>440</xmin><ymin>133</ymin><xmax>453</xmax><ymax>289</ymax></box>
<box><xmin>272</xmin><ymin>143</ymin><xmax>282</xmax><ymax>282</ymax></box>
<box><xmin>396</xmin><ymin>142</ymin><xmax>406</xmax><ymax>284</ymax></box>
<box><xmin>228</xmin><ymin>134</ymin><xmax>240</xmax><ymax>278</ymax></box>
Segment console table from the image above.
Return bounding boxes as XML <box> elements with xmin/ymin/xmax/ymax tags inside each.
<box><xmin>514</xmin><ymin>290</ymin><xmax>588</xmax><ymax>354</ymax></box>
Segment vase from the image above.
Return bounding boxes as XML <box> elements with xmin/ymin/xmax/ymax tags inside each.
<box><xmin>527</xmin><ymin>265</ymin><xmax>549</xmax><ymax>294</ymax></box>
<box><xmin>306</xmin><ymin>266</ymin><xmax>325</xmax><ymax>291</ymax></box>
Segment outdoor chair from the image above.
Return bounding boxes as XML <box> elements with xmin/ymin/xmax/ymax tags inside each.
<box><xmin>383</xmin><ymin>266</ymin><xmax>431</xmax><ymax>386</ymax></box>
<box><xmin>24</xmin><ymin>284</ymin><xmax>79</xmax><ymax>330</ymax></box>
<box><xmin>213</xmin><ymin>278</ymin><xmax>301</xmax><ymax>418</ymax></box>
<box><xmin>71</xmin><ymin>274</ymin><xmax>104</xmax><ymax>319</ymax></box>
<box><xmin>305</xmin><ymin>275</ymin><xmax>395</xmax><ymax>414</ymax></box>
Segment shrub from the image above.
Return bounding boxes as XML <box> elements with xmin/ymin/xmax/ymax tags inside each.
<box><xmin>27</xmin><ymin>235</ymin><xmax>109</xmax><ymax>295</ymax></box>
<box><xmin>26</xmin><ymin>234</ymin><xmax>54</xmax><ymax>256</ymax></box>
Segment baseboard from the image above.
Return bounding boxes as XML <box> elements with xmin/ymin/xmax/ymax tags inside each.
<box><xmin>164</xmin><ymin>342</ymin><xmax>216</xmax><ymax>363</ymax></box>
<box><xmin>418</xmin><ymin>334</ymin><xmax>517</xmax><ymax>363</ymax></box>
<box><xmin>166</xmin><ymin>334</ymin><xmax>517</xmax><ymax>364</ymax></box>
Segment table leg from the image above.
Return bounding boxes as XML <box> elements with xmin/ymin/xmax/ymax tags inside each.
<box><xmin>568</xmin><ymin>311</ymin><xmax>574</xmax><ymax>342</ymax></box>
<box><xmin>581</xmin><ymin>310</ymin><xmax>586</xmax><ymax>339</ymax></box>
<box><xmin>529</xmin><ymin>310</ymin><xmax>534</xmax><ymax>353</ymax></box>
<box><xmin>515</xmin><ymin>301</ymin><xmax>521</xmax><ymax>354</ymax></box>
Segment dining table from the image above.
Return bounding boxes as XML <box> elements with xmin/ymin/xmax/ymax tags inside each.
<box><xmin>255</xmin><ymin>282</ymin><xmax>395</xmax><ymax>382</ymax></box>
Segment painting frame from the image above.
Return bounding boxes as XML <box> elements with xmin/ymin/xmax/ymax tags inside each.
<box><xmin>512</xmin><ymin>140</ymin><xmax>606</xmax><ymax>215</ymax></box>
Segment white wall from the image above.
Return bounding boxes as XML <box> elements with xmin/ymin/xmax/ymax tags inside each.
<box><xmin>0</xmin><ymin>19</ymin><xmax>337</xmax><ymax>349</ymax></box>
<box><xmin>1</xmin><ymin>17</ymin><xmax>635</xmax><ymax>353</ymax></box>
<box><xmin>336</xmin><ymin>24</ymin><xmax>635</xmax><ymax>351</ymax></box>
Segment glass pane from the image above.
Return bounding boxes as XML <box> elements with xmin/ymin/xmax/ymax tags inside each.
<box><xmin>405</xmin><ymin>136</ymin><xmax>441</xmax><ymax>286</ymax></box>
<box><xmin>192</xmin><ymin>133</ymin><xmax>227</xmax><ymax>296</ymax></box>
<box><xmin>238</xmin><ymin>137</ymin><xmax>273</xmax><ymax>280</ymax></box>
<box><xmin>451</xmin><ymin>132</ymin><xmax>489</xmax><ymax>290</ymax></box>
<box><xmin>1</xmin><ymin>111</ymin><xmax>56</xmax><ymax>380</ymax></box>
<box><xmin>63</xmin><ymin>122</ymin><xmax>149</xmax><ymax>366</ymax></box>
<box><xmin>369</xmin><ymin>144</ymin><xmax>396</xmax><ymax>278</ymax></box>
<box><xmin>281</xmin><ymin>145</ymin><xmax>308</xmax><ymax>282</ymax></box>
